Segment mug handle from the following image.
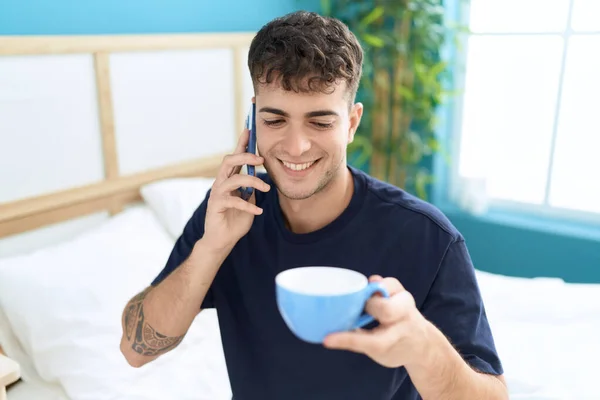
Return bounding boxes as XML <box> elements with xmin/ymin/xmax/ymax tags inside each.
<box><xmin>352</xmin><ymin>282</ymin><xmax>389</xmax><ymax>329</ymax></box>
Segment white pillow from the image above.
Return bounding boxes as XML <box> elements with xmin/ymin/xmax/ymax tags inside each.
<box><xmin>140</xmin><ymin>177</ymin><xmax>215</xmax><ymax>239</ymax></box>
<box><xmin>0</xmin><ymin>206</ymin><xmax>231</xmax><ymax>400</ymax></box>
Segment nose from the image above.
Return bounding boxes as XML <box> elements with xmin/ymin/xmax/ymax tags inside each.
<box><xmin>282</xmin><ymin>128</ymin><xmax>311</xmax><ymax>158</ymax></box>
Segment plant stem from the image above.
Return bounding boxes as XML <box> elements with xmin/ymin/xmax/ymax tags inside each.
<box><xmin>388</xmin><ymin>4</ymin><xmax>412</xmax><ymax>189</ymax></box>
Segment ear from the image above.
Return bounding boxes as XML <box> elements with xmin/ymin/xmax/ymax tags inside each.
<box><xmin>252</xmin><ymin>96</ymin><xmax>256</xmax><ymax>104</ymax></box>
<box><xmin>347</xmin><ymin>102</ymin><xmax>363</xmax><ymax>143</ymax></box>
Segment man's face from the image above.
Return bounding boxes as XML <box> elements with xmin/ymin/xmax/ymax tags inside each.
<box><xmin>255</xmin><ymin>81</ymin><xmax>363</xmax><ymax>200</ymax></box>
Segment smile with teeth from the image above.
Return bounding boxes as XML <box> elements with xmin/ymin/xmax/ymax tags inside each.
<box><xmin>281</xmin><ymin>160</ymin><xmax>317</xmax><ymax>171</ymax></box>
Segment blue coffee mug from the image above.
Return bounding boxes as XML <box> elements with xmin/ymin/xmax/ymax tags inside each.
<box><xmin>275</xmin><ymin>266</ymin><xmax>389</xmax><ymax>344</ymax></box>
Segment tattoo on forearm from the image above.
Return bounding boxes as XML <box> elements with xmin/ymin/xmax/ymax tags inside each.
<box><xmin>123</xmin><ymin>287</ymin><xmax>184</xmax><ymax>357</ymax></box>
<box><xmin>124</xmin><ymin>288</ymin><xmax>149</xmax><ymax>341</ymax></box>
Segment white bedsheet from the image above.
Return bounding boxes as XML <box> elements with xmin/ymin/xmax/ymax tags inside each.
<box><xmin>0</xmin><ymin>206</ymin><xmax>232</xmax><ymax>400</ymax></box>
<box><xmin>6</xmin><ymin>269</ymin><xmax>597</xmax><ymax>400</ymax></box>
<box><xmin>0</xmin><ymin>202</ymin><xmax>598</xmax><ymax>399</ymax></box>
<box><xmin>476</xmin><ymin>270</ymin><xmax>600</xmax><ymax>399</ymax></box>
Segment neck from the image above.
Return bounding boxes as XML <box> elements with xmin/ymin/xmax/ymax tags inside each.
<box><xmin>278</xmin><ymin>165</ymin><xmax>354</xmax><ymax>234</ymax></box>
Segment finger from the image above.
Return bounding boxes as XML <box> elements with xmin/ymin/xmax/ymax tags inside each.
<box><xmin>372</xmin><ymin>277</ymin><xmax>405</xmax><ymax>297</ymax></box>
<box><xmin>217</xmin><ymin>195</ymin><xmax>264</xmax><ymax>216</ymax></box>
<box><xmin>222</xmin><ymin>152</ymin><xmax>264</xmax><ymax>168</ymax></box>
<box><xmin>217</xmin><ymin>152</ymin><xmax>264</xmax><ymax>183</ymax></box>
<box><xmin>323</xmin><ymin>324</ymin><xmax>398</xmax><ymax>355</ymax></box>
<box><xmin>220</xmin><ymin>129</ymin><xmax>251</xmax><ymax>180</ymax></box>
<box><xmin>216</xmin><ymin>174</ymin><xmax>271</xmax><ymax>195</ymax></box>
<box><xmin>369</xmin><ymin>275</ymin><xmax>383</xmax><ymax>282</ymax></box>
<box><xmin>234</xmin><ymin>128</ymin><xmax>250</xmax><ymax>154</ymax></box>
<box><xmin>215</xmin><ymin>128</ymin><xmax>256</xmax><ymax>182</ymax></box>
<box><xmin>365</xmin><ymin>290</ymin><xmax>415</xmax><ymax>325</ymax></box>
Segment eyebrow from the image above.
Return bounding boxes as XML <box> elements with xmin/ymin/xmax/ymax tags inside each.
<box><xmin>258</xmin><ymin>107</ymin><xmax>339</xmax><ymax>118</ymax></box>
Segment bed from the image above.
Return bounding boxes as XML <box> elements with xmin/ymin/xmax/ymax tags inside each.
<box><xmin>0</xmin><ymin>32</ymin><xmax>249</xmax><ymax>400</ymax></box>
<box><xmin>0</xmin><ymin>33</ymin><xmax>598</xmax><ymax>400</ymax></box>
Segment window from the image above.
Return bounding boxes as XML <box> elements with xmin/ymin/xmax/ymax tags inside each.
<box><xmin>453</xmin><ymin>0</ymin><xmax>600</xmax><ymax>219</ymax></box>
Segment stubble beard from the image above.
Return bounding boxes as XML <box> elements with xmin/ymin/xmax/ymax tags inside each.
<box><xmin>264</xmin><ymin>154</ymin><xmax>346</xmax><ymax>201</ymax></box>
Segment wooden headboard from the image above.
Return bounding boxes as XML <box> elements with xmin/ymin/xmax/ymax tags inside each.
<box><xmin>0</xmin><ymin>33</ymin><xmax>255</xmax><ymax>240</ymax></box>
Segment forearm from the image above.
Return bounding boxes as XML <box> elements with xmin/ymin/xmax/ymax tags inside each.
<box><xmin>120</xmin><ymin>238</ymin><xmax>230</xmax><ymax>367</ymax></box>
<box><xmin>406</xmin><ymin>320</ymin><xmax>508</xmax><ymax>400</ymax></box>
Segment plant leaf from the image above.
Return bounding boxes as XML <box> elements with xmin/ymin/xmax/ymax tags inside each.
<box><xmin>348</xmin><ymin>135</ymin><xmax>374</xmax><ymax>169</ymax></box>
<box><xmin>360</xmin><ymin>6</ymin><xmax>385</xmax><ymax>27</ymax></box>
<box><xmin>415</xmin><ymin>170</ymin><xmax>436</xmax><ymax>201</ymax></box>
<box><xmin>362</xmin><ymin>33</ymin><xmax>385</xmax><ymax>48</ymax></box>
<box><xmin>320</xmin><ymin>0</ymin><xmax>332</xmax><ymax>16</ymax></box>
<box><xmin>396</xmin><ymin>84</ymin><xmax>415</xmax><ymax>101</ymax></box>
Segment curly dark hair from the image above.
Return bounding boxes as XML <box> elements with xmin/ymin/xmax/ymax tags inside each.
<box><xmin>248</xmin><ymin>11</ymin><xmax>364</xmax><ymax>103</ymax></box>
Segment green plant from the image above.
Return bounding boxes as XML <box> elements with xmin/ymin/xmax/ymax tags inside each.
<box><xmin>319</xmin><ymin>0</ymin><xmax>459</xmax><ymax>200</ymax></box>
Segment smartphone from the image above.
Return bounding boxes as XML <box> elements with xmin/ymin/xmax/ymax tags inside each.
<box><xmin>239</xmin><ymin>103</ymin><xmax>257</xmax><ymax>201</ymax></box>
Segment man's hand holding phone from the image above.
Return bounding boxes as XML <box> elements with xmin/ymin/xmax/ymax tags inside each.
<box><xmin>201</xmin><ymin>128</ymin><xmax>270</xmax><ymax>252</ymax></box>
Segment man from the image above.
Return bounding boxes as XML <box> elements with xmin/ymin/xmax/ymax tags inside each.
<box><xmin>120</xmin><ymin>10</ymin><xmax>507</xmax><ymax>400</ymax></box>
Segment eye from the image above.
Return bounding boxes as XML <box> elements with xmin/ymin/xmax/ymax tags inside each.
<box><xmin>312</xmin><ymin>122</ymin><xmax>334</xmax><ymax>129</ymax></box>
<box><xmin>263</xmin><ymin>119</ymin><xmax>285</xmax><ymax>127</ymax></box>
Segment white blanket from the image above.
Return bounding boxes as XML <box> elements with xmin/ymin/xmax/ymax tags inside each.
<box><xmin>0</xmin><ymin>201</ymin><xmax>598</xmax><ymax>399</ymax></box>
<box><xmin>0</xmin><ymin>206</ymin><xmax>231</xmax><ymax>400</ymax></box>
